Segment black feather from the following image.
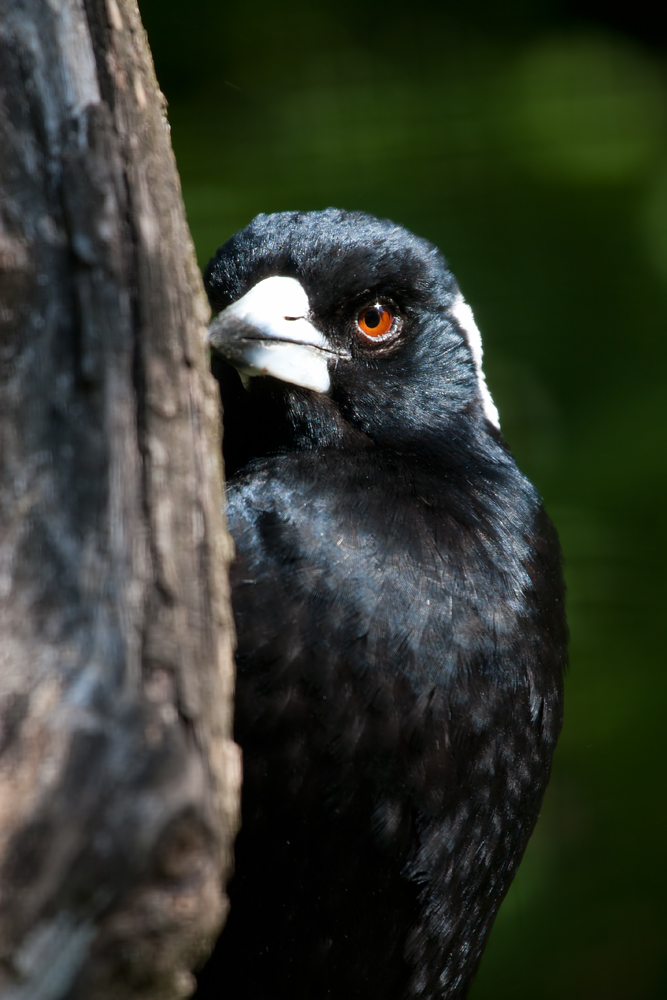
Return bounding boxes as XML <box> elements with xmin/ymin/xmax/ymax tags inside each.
<box><xmin>196</xmin><ymin>209</ymin><xmax>567</xmax><ymax>1000</ymax></box>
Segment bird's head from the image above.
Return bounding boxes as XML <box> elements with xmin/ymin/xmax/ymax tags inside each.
<box><xmin>205</xmin><ymin>209</ymin><xmax>500</xmax><ymax>469</ymax></box>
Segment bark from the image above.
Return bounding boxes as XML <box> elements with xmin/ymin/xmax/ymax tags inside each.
<box><xmin>0</xmin><ymin>1</ymin><xmax>240</xmax><ymax>997</ymax></box>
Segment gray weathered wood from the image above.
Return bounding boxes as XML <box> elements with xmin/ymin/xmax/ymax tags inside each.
<box><xmin>0</xmin><ymin>0</ymin><xmax>239</xmax><ymax>996</ymax></box>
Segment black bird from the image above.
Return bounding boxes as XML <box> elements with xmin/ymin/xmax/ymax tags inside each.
<box><xmin>195</xmin><ymin>209</ymin><xmax>566</xmax><ymax>1000</ymax></box>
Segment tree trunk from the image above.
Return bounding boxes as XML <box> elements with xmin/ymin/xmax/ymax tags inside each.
<box><xmin>0</xmin><ymin>1</ymin><xmax>239</xmax><ymax>997</ymax></box>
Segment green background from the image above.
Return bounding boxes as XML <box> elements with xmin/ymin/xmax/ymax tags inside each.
<box><xmin>138</xmin><ymin>2</ymin><xmax>667</xmax><ymax>995</ymax></box>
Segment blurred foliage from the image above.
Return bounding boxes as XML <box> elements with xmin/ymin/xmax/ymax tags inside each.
<box><xmin>138</xmin><ymin>1</ymin><xmax>667</xmax><ymax>996</ymax></box>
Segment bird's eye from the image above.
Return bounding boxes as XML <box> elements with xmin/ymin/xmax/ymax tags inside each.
<box><xmin>356</xmin><ymin>303</ymin><xmax>396</xmax><ymax>341</ymax></box>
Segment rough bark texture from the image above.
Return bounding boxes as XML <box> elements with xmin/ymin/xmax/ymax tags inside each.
<box><xmin>0</xmin><ymin>1</ymin><xmax>240</xmax><ymax>997</ymax></box>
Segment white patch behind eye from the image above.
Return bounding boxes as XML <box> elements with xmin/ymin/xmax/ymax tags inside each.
<box><xmin>450</xmin><ymin>294</ymin><xmax>501</xmax><ymax>428</ymax></box>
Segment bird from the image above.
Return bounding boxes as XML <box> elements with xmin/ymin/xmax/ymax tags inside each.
<box><xmin>194</xmin><ymin>209</ymin><xmax>567</xmax><ymax>1000</ymax></box>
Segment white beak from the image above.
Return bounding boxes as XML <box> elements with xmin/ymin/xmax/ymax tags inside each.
<box><xmin>208</xmin><ymin>276</ymin><xmax>336</xmax><ymax>393</ymax></box>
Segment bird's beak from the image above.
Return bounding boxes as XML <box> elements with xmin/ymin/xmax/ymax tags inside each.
<box><xmin>208</xmin><ymin>276</ymin><xmax>335</xmax><ymax>393</ymax></box>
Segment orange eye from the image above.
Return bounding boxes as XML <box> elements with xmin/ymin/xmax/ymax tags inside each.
<box><xmin>357</xmin><ymin>303</ymin><xmax>394</xmax><ymax>339</ymax></box>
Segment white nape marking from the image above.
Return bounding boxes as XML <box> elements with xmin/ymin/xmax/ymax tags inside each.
<box><xmin>450</xmin><ymin>294</ymin><xmax>500</xmax><ymax>428</ymax></box>
<box><xmin>213</xmin><ymin>276</ymin><xmax>331</xmax><ymax>393</ymax></box>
